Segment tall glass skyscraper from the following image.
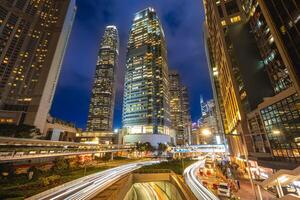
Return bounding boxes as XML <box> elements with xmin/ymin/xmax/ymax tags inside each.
<box><xmin>0</xmin><ymin>0</ymin><xmax>76</xmax><ymax>132</ymax></box>
<box><xmin>169</xmin><ymin>71</ymin><xmax>191</xmax><ymax>145</ymax></box>
<box><xmin>122</xmin><ymin>7</ymin><xmax>172</xmax><ymax>146</ymax></box>
<box><xmin>87</xmin><ymin>26</ymin><xmax>119</xmax><ymax>132</ymax></box>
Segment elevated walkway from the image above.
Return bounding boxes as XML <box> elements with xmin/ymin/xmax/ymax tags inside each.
<box><xmin>255</xmin><ymin>166</ymin><xmax>300</xmax><ymax>199</ymax></box>
<box><xmin>255</xmin><ymin>166</ymin><xmax>300</xmax><ymax>188</ymax></box>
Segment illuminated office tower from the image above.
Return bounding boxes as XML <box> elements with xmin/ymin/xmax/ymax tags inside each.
<box><xmin>257</xmin><ymin>0</ymin><xmax>300</xmax><ymax>95</ymax></box>
<box><xmin>87</xmin><ymin>26</ymin><xmax>119</xmax><ymax>132</ymax></box>
<box><xmin>245</xmin><ymin>1</ymin><xmax>300</xmax><ymax>167</ymax></box>
<box><xmin>181</xmin><ymin>86</ymin><xmax>192</xmax><ymax>145</ymax></box>
<box><xmin>169</xmin><ymin>71</ymin><xmax>184</xmax><ymax>145</ymax></box>
<box><xmin>204</xmin><ymin>0</ymin><xmax>300</xmax><ymax>167</ymax></box>
<box><xmin>122</xmin><ymin>7</ymin><xmax>172</xmax><ymax>146</ymax></box>
<box><xmin>203</xmin><ymin>0</ymin><xmax>274</xmax><ymax>158</ymax></box>
<box><xmin>0</xmin><ymin>0</ymin><xmax>76</xmax><ymax>132</ymax></box>
<box><xmin>169</xmin><ymin>71</ymin><xmax>191</xmax><ymax>145</ymax></box>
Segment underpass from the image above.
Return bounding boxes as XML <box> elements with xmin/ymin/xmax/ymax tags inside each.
<box><xmin>91</xmin><ymin>170</ymin><xmax>197</xmax><ymax>200</ymax></box>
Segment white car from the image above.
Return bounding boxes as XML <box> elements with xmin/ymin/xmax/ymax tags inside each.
<box><xmin>218</xmin><ymin>182</ymin><xmax>231</xmax><ymax>197</ymax></box>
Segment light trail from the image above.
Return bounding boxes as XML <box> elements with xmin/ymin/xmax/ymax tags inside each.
<box><xmin>27</xmin><ymin>161</ymin><xmax>159</xmax><ymax>200</ymax></box>
<box><xmin>184</xmin><ymin>159</ymin><xmax>219</xmax><ymax>200</ymax></box>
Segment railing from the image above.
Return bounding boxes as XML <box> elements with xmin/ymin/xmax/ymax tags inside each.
<box><xmin>134</xmin><ymin>168</ymin><xmax>172</xmax><ymax>174</ymax></box>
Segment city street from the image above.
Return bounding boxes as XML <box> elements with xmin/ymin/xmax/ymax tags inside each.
<box><xmin>27</xmin><ymin>161</ymin><xmax>159</xmax><ymax>200</ymax></box>
<box><xmin>184</xmin><ymin>159</ymin><xmax>219</xmax><ymax>200</ymax></box>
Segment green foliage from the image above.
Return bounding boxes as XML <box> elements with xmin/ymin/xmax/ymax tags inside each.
<box><xmin>39</xmin><ymin>175</ymin><xmax>61</xmax><ymax>187</ymax></box>
<box><xmin>0</xmin><ymin>124</ymin><xmax>38</xmax><ymax>138</ymax></box>
<box><xmin>28</xmin><ymin>166</ymin><xmax>42</xmax><ymax>180</ymax></box>
<box><xmin>0</xmin><ymin>157</ymin><xmax>134</xmax><ymax>199</ymax></box>
<box><xmin>53</xmin><ymin>158</ymin><xmax>68</xmax><ymax>173</ymax></box>
<box><xmin>113</xmin><ymin>156</ymin><xmax>127</xmax><ymax>160</ymax></box>
<box><xmin>0</xmin><ymin>164</ymin><xmax>15</xmax><ymax>177</ymax></box>
<box><xmin>136</xmin><ymin>142</ymin><xmax>154</xmax><ymax>152</ymax></box>
<box><xmin>138</xmin><ymin>159</ymin><xmax>196</xmax><ymax>174</ymax></box>
<box><xmin>102</xmin><ymin>153</ymin><xmax>112</xmax><ymax>161</ymax></box>
<box><xmin>157</xmin><ymin>143</ymin><xmax>168</xmax><ymax>152</ymax></box>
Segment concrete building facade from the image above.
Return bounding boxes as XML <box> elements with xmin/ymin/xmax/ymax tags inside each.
<box><xmin>0</xmin><ymin>0</ymin><xmax>76</xmax><ymax>132</ymax></box>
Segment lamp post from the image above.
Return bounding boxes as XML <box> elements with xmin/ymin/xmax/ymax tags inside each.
<box><xmin>201</xmin><ymin>128</ymin><xmax>215</xmax><ymax>158</ymax></box>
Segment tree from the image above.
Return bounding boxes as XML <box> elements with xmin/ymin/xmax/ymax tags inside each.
<box><xmin>135</xmin><ymin>142</ymin><xmax>154</xmax><ymax>153</ymax></box>
<box><xmin>157</xmin><ymin>143</ymin><xmax>168</xmax><ymax>154</ymax></box>
<box><xmin>0</xmin><ymin>124</ymin><xmax>39</xmax><ymax>138</ymax></box>
<box><xmin>53</xmin><ymin>158</ymin><xmax>68</xmax><ymax>173</ymax></box>
<box><xmin>144</xmin><ymin>142</ymin><xmax>154</xmax><ymax>152</ymax></box>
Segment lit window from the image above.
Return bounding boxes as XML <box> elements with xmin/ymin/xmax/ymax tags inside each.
<box><xmin>230</xmin><ymin>16</ymin><xmax>241</xmax><ymax>23</ymax></box>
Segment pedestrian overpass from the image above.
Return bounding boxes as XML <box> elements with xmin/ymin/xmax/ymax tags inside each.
<box><xmin>171</xmin><ymin>144</ymin><xmax>226</xmax><ymax>153</ymax></box>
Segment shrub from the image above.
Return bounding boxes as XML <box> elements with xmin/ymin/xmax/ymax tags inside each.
<box><xmin>53</xmin><ymin>158</ymin><xmax>68</xmax><ymax>173</ymax></box>
<box><xmin>39</xmin><ymin>175</ymin><xmax>61</xmax><ymax>187</ymax></box>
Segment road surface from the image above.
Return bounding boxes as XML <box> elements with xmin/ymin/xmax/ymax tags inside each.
<box><xmin>27</xmin><ymin>161</ymin><xmax>159</xmax><ymax>200</ymax></box>
<box><xmin>184</xmin><ymin>159</ymin><xmax>219</xmax><ymax>200</ymax></box>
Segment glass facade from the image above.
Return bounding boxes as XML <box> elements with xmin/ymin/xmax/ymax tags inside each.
<box><xmin>87</xmin><ymin>26</ymin><xmax>119</xmax><ymax>132</ymax></box>
<box><xmin>169</xmin><ymin>72</ymin><xmax>191</xmax><ymax>145</ymax></box>
<box><xmin>203</xmin><ymin>0</ymin><xmax>243</xmax><ymax>136</ymax></box>
<box><xmin>260</xmin><ymin>93</ymin><xmax>300</xmax><ymax>162</ymax></box>
<box><xmin>263</xmin><ymin>1</ymin><xmax>300</xmax><ymax>83</ymax></box>
<box><xmin>249</xmin><ymin>1</ymin><xmax>292</xmax><ymax>94</ymax></box>
<box><xmin>247</xmin><ymin>111</ymin><xmax>271</xmax><ymax>155</ymax></box>
<box><xmin>122</xmin><ymin>8</ymin><xmax>171</xmax><ymax>135</ymax></box>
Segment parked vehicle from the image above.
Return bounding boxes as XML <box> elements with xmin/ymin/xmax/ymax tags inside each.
<box><xmin>218</xmin><ymin>182</ymin><xmax>231</xmax><ymax>197</ymax></box>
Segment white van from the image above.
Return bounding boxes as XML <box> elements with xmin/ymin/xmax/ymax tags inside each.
<box><xmin>218</xmin><ymin>182</ymin><xmax>231</xmax><ymax>197</ymax></box>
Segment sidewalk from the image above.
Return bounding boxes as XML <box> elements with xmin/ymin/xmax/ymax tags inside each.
<box><xmin>234</xmin><ymin>179</ymin><xmax>276</xmax><ymax>200</ymax></box>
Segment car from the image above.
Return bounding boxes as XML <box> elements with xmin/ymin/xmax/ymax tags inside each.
<box><xmin>218</xmin><ymin>182</ymin><xmax>231</xmax><ymax>197</ymax></box>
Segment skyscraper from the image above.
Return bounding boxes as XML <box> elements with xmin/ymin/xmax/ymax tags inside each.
<box><xmin>169</xmin><ymin>71</ymin><xmax>191</xmax><ymax>145</ymax></box>
<box><xmin>122</xmin><ymin>7</ymin><xmax>172</xmax><ymax>146</ymax></box>
<box><xmin>198</xmin><ymin>98</ymin><xmax>222</xmax><ymax>144</ymax></box>
<box><xmin>257</xmin><ymin>0</ymin><xmax>300</xmax><ymax>95</ymax></box>
<box><xmin>203</xmin><ymin>0</ymin><xmax>255</xmax><ymax>159</ymax></box>
<box><xmin>203</xmin><ymin>0</ymin><xmax>300</xmax><ymax>168</ymax></box>
<box><xmin>0</xmin><ymin>0</ymin><xmax>76</xmax><ymax>132</ymax></box>
<box><xmin>87</xmin><ymin>26</ymin><xmax>119</xmax><ymax>132</ymax></box>
<box><xmin>245</xmin><ymin>1</ymin><xmax>300</xmax><ymax>168</ymax></box>
<box><xmin>169</xmin><ymin>71</ymin><xmax>184</xmax><ymax>145</ymax></box>
<box><xmin>181</xmin><ymin>86</ymin><xmax>192</xmax><ymax>145</ymax></box>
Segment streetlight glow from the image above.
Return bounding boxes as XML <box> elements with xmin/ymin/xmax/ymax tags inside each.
<box><xmin>202</xmin><ymin>129</ymin><xmax>211</xmax><ymax>136</ymax></box>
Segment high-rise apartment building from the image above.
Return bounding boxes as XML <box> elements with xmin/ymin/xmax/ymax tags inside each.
<box><xmin>86</xmin><ymin>26</ymin><xmax>119</xmax><ymax>132</ymax></box>
<box><xmin>122</xmin><ymin>7</ymin><xmax>172</xmax><ymax>146</ymax></box>
<box><xmin>0</xmin><ymin>0</ymin><xmax>76</xmax><ymax>132</ymax></box>
<box><xmin>203</xmin><ymin>0</ymin><xmax>300</xmax><ymax>168</ymax></box>
<box><xmin>169</xmin><ymin>71</ymin><xmax>191</xmax><ymax>145</ymax></box>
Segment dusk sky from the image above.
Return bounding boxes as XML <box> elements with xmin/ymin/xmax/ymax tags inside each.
<box><xmin>50</xmin><ymin>0</ymin><xmax>212</xmax><ymax>129</ymax></box>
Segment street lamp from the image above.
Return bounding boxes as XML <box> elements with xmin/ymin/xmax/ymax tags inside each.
<box><xmin>201</xmin><ymin>128</ymin><xmax>212</xmax><ymax>136</ymax></box>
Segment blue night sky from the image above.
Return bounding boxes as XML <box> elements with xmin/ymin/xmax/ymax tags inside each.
<box><xmin>50</xmin><ymin>0</ymin><xmax>212</xmax><ymax>129</ymax></box>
